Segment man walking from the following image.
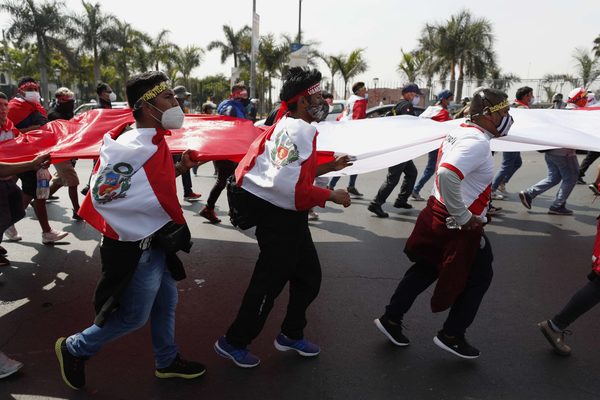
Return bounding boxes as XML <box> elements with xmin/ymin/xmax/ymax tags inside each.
<box><xmin>368</xmin><ymin>83</ymin><xmax>421</xmax><ymax>218</ymax></box>
<box><xmin>55</xmin><ymin>71</ymin><xmax>205</xmax><ymax>390</ymax></box>
<box><xmin>374</xmin><ymin>88</ymin><xmax>512</xmax><ymax>359</ymax></box>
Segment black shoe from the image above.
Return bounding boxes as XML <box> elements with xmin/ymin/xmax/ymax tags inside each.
<box><xmin>55</xmin><ymin>337</ymin><xmax>87</xmax><ymax>390</ymax></box>
<box><xmin>518</xmin><ymin>191</ymin><xmax>532</xmax><ymax>210</ymax></box>
<box><xmin>374</xmin><ymin>316</ymin><xmax>410</xmax><ymax>346</ymax></box>
<box><xmin>368</xmin><ymin>203</ymin><xmax>389</xmax><ymax>218</ymax></box>
<box><xmin>155</xmin><ymin>354</ymin><xmax>206</xmax><ymax>379</ymax></box>
<box><xmin>393</xmin><ymin>200</ymin><xmax>413</xmax><ymax>209</ymax></box>
<box><xmin>47</xmin><ymin>195</ymin><xmax>60</xmax><ymax>201</ymax></box>
<box><xmin>72</xmin><ymin>209</ymin><xmax>83</xmax><ymax>221</ymax></box>
<box><xmin>433</xmin><ymin>331</ymin><xmax>480</xmax><ymax>359</ymax></box>
<box><xmin>80</xmin><ymin>185</ymin><xmax>89</xmax><ymax>196</ymax></box>
<box><xmin>576</xmin><ymin>177</ymin><xmax>587</xmax><ymax>185</ymax></box>
<box><xmin>347</xmin><ymin>186</ymin><xmax>363</xmax><ymax>198</ymax></box>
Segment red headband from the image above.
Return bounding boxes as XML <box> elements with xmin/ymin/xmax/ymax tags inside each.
<box><xmin>274</xmin><ymin>82</ymin><xmax>321</xmax><ymax>123</ymax></box>
<box><xmin>19</xmin><ymin>82</ymin><xmax>40</xmax><ymax>91</ymax></box>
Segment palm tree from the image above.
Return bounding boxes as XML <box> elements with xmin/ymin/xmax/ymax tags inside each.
<box><xmin>176</xmin><ymin>45</ymin><xmax>204</xmax><ymax>88</ymax></box>
<box><xmin>207</xmin><ymin>25</ymin><xmax>251</xmax><ymax>68</ymax></box>
<box><xmin>69</xmin><ymin>1</ymin><xmax>116</xmax><ymax>84</ymax></box>
<box><xmin>316</xmin><ymin>53</ymin><xmax>339</xmax><ymax>97</ymax></box>
<box><xmin>330</xmin><ymin>49</ymin><xmax>368</xmax><ymax>98</ymax></box>
<box><xmin>572</xmin><ymin>48</ymin><xmax>600</xmax><ymax>87</ymax></box>
<box><xmin>258</xmin><ymin>34</ymin><xmax>286</xmax><ymax>109</ymax></box>
<box><xmin>149</xmin><ymin>29</ymin><xmax>179</xmax><ymax>72</ymax></box>
<box><xmin>397</xmin><ymin>49</ymin><xmax>424</xmax><ymax>83</ymax></box>
<box><xmin>542</xmin><ymin>73</ymin><xmax>578</xmax><ymax>97</ymax></box>
<box><xmin>107</xmin><ymin>19</ymin><xmax>151</xmax><ymax>92</ymax></box>
<box><xmin>593</xmin><ymin>34</ymin><xmax>600</xmax><ymax>59</ymax></box>
<box><xmin>1</xmin><ymin>0</ymin><xmax>71</xmax><ymax>106</ymax></box>
<box><xmin>487</xmin><ymin>68</ymin><xmax>520</xmax><ymax>92</ymax></box>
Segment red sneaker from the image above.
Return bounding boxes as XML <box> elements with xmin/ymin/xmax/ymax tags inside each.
<box><xmin>199</xmin><ymin>207</ymin><xmax>221</xmax><ymax>223</ymax></box>
<box><xmin>184</xmin><ymin>192</ymin><xmax>202</xmax><ymax>202</ymax></box>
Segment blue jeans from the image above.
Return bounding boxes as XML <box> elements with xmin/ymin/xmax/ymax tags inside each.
<box><xmin>413</xmin><ymin>150</ymin><xmax>438</xmax><ymax>195</ymax></box>
<box><xmin>328</xmin><ymin>174</ymin><xmax>357</xmax><ymax>189</ymax></box>
<box><xmin>491</xmin><ymin>152</ymin><xmax>522</xmax><ymax>190</ymax></box>
<box><xmin>66</xmin><ymin>248</ymin><xmax>179</xmax><ymax>369</ymax></box>
<box><xmin>525</xmin><ymin>153</ymin><xmax>579</xmax><ymax>209</ymax></box>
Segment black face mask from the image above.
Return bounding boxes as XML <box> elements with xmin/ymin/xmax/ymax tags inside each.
<box><xmin>56</xmin><ymin>101</ymin><xmax>74</xmax><ymax>117</ymax></box>
<box><xmin>240</xmin><ymin>98</ymin><xmax>250</xmax><ymax>107</ymax></box>
<box><xmin>306</xmin><ymin>99</ymin><xmax>329</xmax><ymax>122</ymax></box>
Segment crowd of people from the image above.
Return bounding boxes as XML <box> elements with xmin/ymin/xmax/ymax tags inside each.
<box><xmin>0</xmin><ymin>67</ymin><xmax>599</xmax><ymax>391</ymax></box>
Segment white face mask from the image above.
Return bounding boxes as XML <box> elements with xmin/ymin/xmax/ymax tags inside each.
<box><xmin>148</xmin><ymin>102</ymin><xmax>185</xmax><ymax>130</ymax></box>
<box><xmin>24</xmin><ymin>91</ymin><xmax>41</xmax><ymax>103</ymax></box>
<box><xmin>109</xmin><ymin>92</ymin><xmax>117</xmax><ymax>102</ymax></box>
<box><xmin>364</xmin><ymin>92</ymin><xmax>369</xmax><ymax>100</ymax></box>
<box><xmin>411</xmin><ymin>96</ymin><xmax>420</xmax><ymax>106</ymax></box>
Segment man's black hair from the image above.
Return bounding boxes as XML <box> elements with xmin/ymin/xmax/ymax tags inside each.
<box><xmin>0</xmin><ymin>92</ymin><xmax>7</xmax><ymax>100</ymax></box>
<box><xmin>17</xmin><ymin>76</ymin><xmax>37</xmax><ymax>87</ymax></box>
<box><xmin>96</xmin><ymin>82</ymin><xmax>111</xmax><ymax>95</ymax></box>
<box><xmin>469</xmin><ymin>88</ymin><xmax>508</xmax><ymax>116</ymax></box>
<box><xmin>515</xmin><ymin>86</ymin><xmax>533</xmax><ymax>101</ymax></box>
<box><xmin>280</xmin><ymin>67</ymin><xmax>322</xmax><ymax>111</ymax></box>
<box><xmin>352</xmin><ymin>82</ymin><xmax>365</xmax><ymax>94</ymax></box>
<box><xmin>126</xmin><ymin>71</ymin><xmax>169</xmax><ymax>120</ymax></box>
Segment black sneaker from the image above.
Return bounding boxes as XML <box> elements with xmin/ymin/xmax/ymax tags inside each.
<box><xmin>368</xmin><ymin>203</ymin><xmax>389</xmax><ymax>218</ymax></box>
<box><xmin>80</xmin><ymin>185</ymin><xmax>90</xmax><ymax>196</ymax></box>
<box><xmin>393</xmin><ymin>200</ymin><xmax>413</xmax><ymax>209</ymax></box>
<box><xmin>576</xmin><ymin>177</ymin><xmax>587</xmax><ymax>185</ymax></box>
<box><xmin>374</xmin><ymin>316</ymin><xmax>410</xmax><ymax>346</ymax></box>
<box><xmin>518</xmin><ymin>191</ymin><xmax>532</xmax><ymax>209</ymax></box>
<box><xmin>155</xmin><ymin>353</ymin><xmax>206</xmax><ymax>379</ymax></box>
<box><xmin>589</xmin><ymin>184</ymin><xmax>600</xmax><ymax>196</ymax></box>
<box><xmin>433</xmin><ymin>331</ymin><xmax>480</xmax><ymax>359</ymax></box>
<box><xmin>55</xmin><ymin>337</ymin><xmax>87</xmax><ymax>390</ymax></box>
<box><xmin>347</xmin><ymin>186</ymin><xmax>363</xmax><ymax>198</ymax></box>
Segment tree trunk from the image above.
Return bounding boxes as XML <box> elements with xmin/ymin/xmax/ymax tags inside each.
<box><xmin>330</xmin><ymin>72</ymin><xmax>335</xmax><ymax>98</ymax></box>
<box><xmin>93</xmin><ymin>42</ymin><xmax>100</xmax><ymax>84</ymax></box>
<box><xmin>267</xmin><ymin>72</ymin><xmax>272</xmax><ymax>111</ymax></box>
<box><xmin>37</xmin><ymin>36</ymin><xmax>49</xmax><ymax>108</ymax></box>
<box><xmin>343</xmin><ymin>77</ymin><xmax>348</xmax><ymax>99</ymax></box>
<box><xmin>456</xmin><ymin>61</ymin><xmax>464</xmax><ymax>101</ymax></box>
<box><xmin>449</xmin><ymin>60</ymin><xmax>456</xmax><ymax>95</ymax></box>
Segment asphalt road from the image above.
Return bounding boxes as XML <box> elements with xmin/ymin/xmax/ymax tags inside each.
<box><xmin>1</xmin><ymin>152</ymin><xmax>600</xmax><ymax>400</ymax></box>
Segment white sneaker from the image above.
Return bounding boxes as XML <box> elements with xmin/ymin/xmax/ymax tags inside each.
<box><xmin>0</xmin><ymin>351</ymin><xmax>23</xmax><ymax>378</ymax></box>
<box><xmin>491</xmin><ymin>191</ymin><xmax>504</xmax><ymax>200</ymax></box>
<box><xmin>410</xmin><ymin>191</ymin><xmax>425</xmax><ymax>201</ymax></box>
<box><xmin>308</xmin><ymin>210</ymin><xmax>319</xmax><ymax>221</ymax></box>
<box><xmin>42</xmin><ymin>229</ymin><xmax>68</xmax><ymax>244</ymax></box>
<box><xmin>498</xmin><ymin>182</ymin><xmax>508</xmax><ymax>194</ymax></box>
<box><xmin>4</xmin><ymin>225</ymin><xmax>22</xmax><ymax>242</ymax></box>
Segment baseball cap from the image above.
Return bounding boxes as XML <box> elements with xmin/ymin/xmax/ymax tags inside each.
<box><xmin>437</xmin><ymin>90</ymin><xmax>454</xmax><ymax>101</ymax></box>
<box><xmin>402</xmin><ymin>83</ymin><xmax>423</xmax><ymax>95</ymax></box>
<box><xmin>173</xmin><ymin>86</ymin><xmax>191</xmax><ymax>99</ymax></box>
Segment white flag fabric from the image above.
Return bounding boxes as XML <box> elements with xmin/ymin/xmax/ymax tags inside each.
<box><xmin>317</xmin><ymin>108</ymin><xmax>600</xmax><ymax>177</ymax></box>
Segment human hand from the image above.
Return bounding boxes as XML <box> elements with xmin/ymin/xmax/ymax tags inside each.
<box><xmin>331</xmin><ymin>155</ymin><xmax>354</xmax><ymax>172</ymax></box>
<box><xmin>30</xmin><ymin>154</ymin><xmax>51</xmax><ymax>170</ymax></box>
<box><xmin>181</xmin><ymin>149</ymin><xmax>203</xmax><ymax>170</ymax></box>
<box><xmin>328</xmin><ymin>189</ymin><xmax>351</xmax><ymax>208</ymax></box>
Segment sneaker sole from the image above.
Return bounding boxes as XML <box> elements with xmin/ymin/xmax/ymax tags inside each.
<box><xmin>43</xmin><ymin>233</ymin><xmax>69</xmax><ymax>245</ymax></box>
<box><xmin>373</xmin><ymin>319</ymin><xmax>409</xmax><ymax>347</ymax></box>
<box><xmin>154</xmin><ymin>369</ymin><xmax>206</xmax><ymax>379</ymax></box>
<box><xmin>273</xmin><ymin>340</ymin><xmax>320</xmax><ymax>357</ymax></box>
<box><xmin>0</xmin><ymin>361</ymin><xmax>23</xmax><ymax>378</ymax></box>
<box><xmin>433</xmin><ymin>336</ymin><xmax>480</xmax><ymax>359</ymax></box>
<box><xmin>4</xmin><ymin>237</ymin><xmax>22</xmax><ymax>242</ymax></box>
<box><xmin>537</xmin><ymin>323</ymin><xmax>571</xmax><ymax>356</ymax></box>
<box><xmin>214</xmin><ymin>341</ymin><xmax>260</xmax><ymax>368</ymax></box>
<box><xmin>54</xmin><ymin>337</ymin><xmax>81</xmax><ymax>390</ymax></box>
<box><xmin>547</xmin><ymin>211</ymin><xmax>573</xmax><ymax>216</ymax></box>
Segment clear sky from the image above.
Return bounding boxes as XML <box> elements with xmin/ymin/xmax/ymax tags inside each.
<box><xmin>1</xmin><ymin>0</ymin><xmax>599</xmax><ymax>87</ymax></box>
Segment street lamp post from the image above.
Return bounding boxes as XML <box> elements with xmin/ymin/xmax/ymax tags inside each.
<box><xmin>373</xmin><ymin>77</ymin><xmax>379</xmax><ymax>104</ymax></box>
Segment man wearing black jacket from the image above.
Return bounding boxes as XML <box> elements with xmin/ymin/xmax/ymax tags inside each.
<box><xmin>368</xmin><ymin>83</ymin><xmax>421</xmax><ymax>218</ymax></box>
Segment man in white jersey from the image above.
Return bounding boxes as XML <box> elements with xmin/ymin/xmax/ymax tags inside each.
<box><xmin>374</xmin><ymin>88</ymin><xmax>513</xmax><ymax>359</ymax></box>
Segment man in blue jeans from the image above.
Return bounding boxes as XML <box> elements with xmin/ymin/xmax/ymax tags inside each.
<box><xmin>55</xmin><ymin>71</ymin><xmax>205</xmax><ymax>390</ymax></box>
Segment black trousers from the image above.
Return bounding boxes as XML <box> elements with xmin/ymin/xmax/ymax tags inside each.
<box><xmin>206</xmin><ymin>160</ymin><xmax>237</xmax><ymax>209</ymax></box>
<box><xmin>0</xmin><ymin>180</ymin><xmax>26</xmax><ymax>243</ymax></box>
<box><xmin>579</xmin><ymin>151</ymin><xmax>600</xmax><ymax>178</ymax></box>
<box><xmin>372</xmin><ymin>160</ymin><xmax>418</xmax><ymax>205</ymax></box>
<box><xmin>226</xmin><ymin>203</ymin><xmax>322</xmax><ymax>348</ymax></box>
<box><xmin>172</xmin><ymin>155</ymin><xmax>193</xmax><ymax>196</ymax></box>
<box><xmin>553</xmin><ymin>277</ymin><xmax>600</xmax><ymax>330</ymax></box>
<box><xmin>384</xmin><ymin>235</ymin><xmax>494</xmax><ymax>337</ymax></box>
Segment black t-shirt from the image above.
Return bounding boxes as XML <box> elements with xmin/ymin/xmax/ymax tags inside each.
<box><xmin>264</xmin><ymin>106</ymin><xmax>280</xmax><ymax>127</ymax></box>
<box><xmin>392</xmin><ymin>99</ymin><xmax>417</xmax><ymax>116</ymax></box>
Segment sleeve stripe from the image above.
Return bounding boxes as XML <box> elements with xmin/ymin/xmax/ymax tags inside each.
<box><xmin>439</xmin><ymin>162</ymin><xmax>464</xmax><ymax>180</ymax></box>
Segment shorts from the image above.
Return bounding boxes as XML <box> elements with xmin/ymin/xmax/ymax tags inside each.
<box><xmin>17</xmin><ymin>170</ymin><xmax>37</xmax><ymax>198</ymax></box>
<box><xmin>52</xmin><ymin>160</ymin><xmax>79</xmax><ymax>187</ymax></box>
<box><xmin>0</xmin><ymin>179</ymin><xmax>26</xmax><ymax>236</ymax></box>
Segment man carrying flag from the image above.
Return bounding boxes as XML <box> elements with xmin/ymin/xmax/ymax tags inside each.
<box><xmin>214</xmin><ymin>67</ymin><xmax>352</xmax><ymax>368</ymax></box>
<box><xmin>55</xmin><ymin>71</ymin><xmax>206</xmax><ymax>390</ymax></box>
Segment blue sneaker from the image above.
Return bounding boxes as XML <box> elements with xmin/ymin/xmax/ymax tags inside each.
<box><xmin>274</xmin><ymin>333</ymin><xmax>320</xmax><ymax>357</ymax></box>
<box><xmin>214</xmin><ymin>336</ymin><xmax>260</xmax><ymax>368</ymax></box>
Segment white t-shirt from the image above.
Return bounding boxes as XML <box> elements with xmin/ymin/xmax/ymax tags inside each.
<box><xmin>434</xmin><ymin>123</ymin><xmax>494</xmax><ymax>218</ymax></box>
